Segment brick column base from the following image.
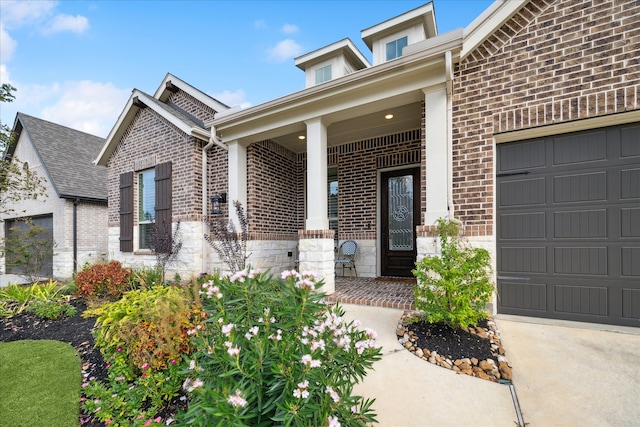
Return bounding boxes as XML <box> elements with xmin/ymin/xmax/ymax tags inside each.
<box><xmin>298</xmin><ymin>230</ymin><xmax>335</xmax><ymax>295</ymax></box>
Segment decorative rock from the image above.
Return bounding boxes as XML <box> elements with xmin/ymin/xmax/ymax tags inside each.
<box><xmin>475</xmin><ymin>327</ymin><xmax>488</xmax><ymax>339</ymax></box>
<box><xmin>476</xmin><ymin>370</ymin><xmax>490</xmax><ymax>380</ymax></box>
<box><xmin>498</xmin><ymin>345</ymin><xmax>506</xmax><ymax>355</ymax></box>
<box><xmin>441</xmin><ymin>361</ymin><xmax>452</xmax><ymax>370</ymax></box>
<box><xmin>461</xmin><ymin>358</ymin><xmax>471</xmax><ymax>365</ymax></box>
<box><xmin>396</xmin><ymin>328</ymin><xmax>405</xmax><ymax>337</ymax></box>
<box><xmin>428</xmin><ymin>356</ymin><xmax>436</xmax><ymax>364</ymax></box>
<box><xmin>423</xmin><ymin>348</ymin><xmax>431</xmax><ymax>357</ymax></box>
<box><xmin>471</xmin><ymin>358</ymin><xmax>479</xmax><ymax>366</ymax></box>
<box><xmin>453</xmin><ymin>366</ymin><xmax>461</xmax><ymax>373</ymax></box>
<box><xmin>459</xmin><ymin>362</ymin><xmax>472</xmax><ymax>372</ymax></box>
<box><xmin>454</xmin><ymin>359</ymin><xmax>463</xmax><ymax>366</ymax></box>
<box><xmin>415</xmin><ymin>348</ymin><xmax>424</xmax><ymax>358</ymax></box>
<box><xmin>499</xmin><ymin>361</ymin><xmax>513</xmax><ymax>381</ymax></box>
<box><xmin>404</xmin><ymin>342</ymin><xmax>413</xmax><ymax>350</ymax></box>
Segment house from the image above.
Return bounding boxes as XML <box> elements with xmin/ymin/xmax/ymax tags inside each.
<box><xmin>98</xmin><ymin>0</ymin><xmax>639</xmax><ymax>327</ymax></box>
<box><xmin>1</xmin><ymin>113</ymin><xmax>108</xmax><ymax>280</ymax></box>
<box><xmin>94</xmin><ymin>74</ymin><xmax>230</xmax><ymax>277</ymax></box>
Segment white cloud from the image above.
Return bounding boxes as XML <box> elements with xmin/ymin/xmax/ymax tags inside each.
<box><xmin>39</xmin><ymin>81</ymin><xmax>130</xmax><ymax>137</ymax></box>
<box><xmin>0</xmin><ymin>0</ymin><xmax>57</xmax><ymax>28</ymax></box>
<box><xmin>43</xmin><ymin>13</ymin><xmax>89</xmax><ymax>35</ymax></box>
<box><xmin>0</xmin><ymin>23</ymin><xmax>17</xmax><ymax>62</ymax></box>
<box><xmin>281</xmin><ymin>24</ymin><xmax>299</xmax><ymax>34</ymax></box>
<box><xmin>267</xmin><ymin>39</ymin><xmax>303</xmax><ymax>63</ymax></box>
<box><xmin>210</xmin><ymin>89</ymin><xmax>252</xmax><ymax>109</ymax></box>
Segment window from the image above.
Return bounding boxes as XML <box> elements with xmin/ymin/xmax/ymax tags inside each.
<box><xmin>315</xmin><ymin>64</ymin><xmax>332</xmax><ymax>84</ymax></box>
<box><xmin>328</xmin><ymin>168</ymin><xmax>338</xmax><ymax>241</ymax></box>
<box><xmin>386</xmin><ymin>36</ymin><xmax>408</xmax><ymax>61</ymax></box>
<box><xmin>138</xmin><ymin>168</ymin><xmax>155</xmax><ymax>249</ymax></box>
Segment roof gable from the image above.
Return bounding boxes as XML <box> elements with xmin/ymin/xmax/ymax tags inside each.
<box><xmin>95</xmin><ymin>74</ymin><xmax>228</xmax><ymax>166</ymax></box>
<box><xmin>14</xmin><ymin>113</ymin><xmax>107</xmax><ymax>201</ymax></box>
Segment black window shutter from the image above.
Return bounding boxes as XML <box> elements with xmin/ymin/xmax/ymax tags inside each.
<box><xmin>119</xmin><ymin>172</ymin><xmax>134</xmax><ymax>252</ymax></box>
<box><xmin>154</xmin><ymin>162</ymin><xmax>172</xmax><ymax>253</ymax></box>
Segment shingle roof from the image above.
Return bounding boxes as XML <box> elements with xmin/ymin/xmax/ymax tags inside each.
<box><xmin>16</xmin><ymin>113</ymin><xmax>107</xmax><ymax>201</ymax></box>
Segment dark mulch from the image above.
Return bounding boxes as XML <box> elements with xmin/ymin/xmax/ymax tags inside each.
<box><xmin>405</xmin><ymin>318</ymin><xmax>494</xmax><ymax>361</ymax></box>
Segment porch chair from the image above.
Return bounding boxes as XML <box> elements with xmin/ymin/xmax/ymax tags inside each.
<box><xmin>335</xmin><ymin>240</ymin><xmax>358</xmax><ymax>278</ymax></box>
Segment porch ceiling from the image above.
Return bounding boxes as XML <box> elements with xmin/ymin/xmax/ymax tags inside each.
<box><xmin>269</xmin><ymin>101</ymin><xmax>422</xmax><ymax>153</ymax></box>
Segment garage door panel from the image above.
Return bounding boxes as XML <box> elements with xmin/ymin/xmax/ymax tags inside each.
<box><xmin>500</xmin><ymin>247</ymin><xmax>547</xmax><ymax>273</ymax></box>
<box><xmin>621</xmin><ymin>247</ymin><xmax>640</xmax><ymax>277</ymax></box>
<box><xmin>620</xmin><ymin>168</ymin><xmax>640</xmax><ymax>199</ymax></box>
<box><xmin>620</xmin><ymin>208</ymin><xmax>640</xmax><ymax>237</ymax></box>
<box><xmin>554</xmin><ymin>210</ymin><xmax>607</xmax><ymax>238</ymax></box>
<box><xmin>497</xmin><ymin>122</ymin><xmax>639</xmax><ymax>326</ymax></box>
<box><xmin>554</xmin><ymin>247</ymin><xmax>608</xmax><ymax>275</ymax></box>
<box><xmin>554</xmin><ymin>285</ymin><xmax>608</xmax><ymax>317</ymax></box>
<box><xmin>499</xmin><ymin>281</ymin><xmax>547</xmax><ymax>311</ymax></box>
<box><xmin>499</xmin><ymin>212</ymin><xmax>546</xmax><ymax>239</ymax></box>
<box><xmin>499</xmin><ymin>139</ymin><xmax>546</xmax><ymax>171</ymax></box>
<box><xmin>622</xmin><ymin>289</ymin><xmax>640</xmax><ymax>319</ymax></box>
<box><xmin>620</xmin><ymin>125</ymin><xmax>640</xmax><ymax>157</ymax></box>
<box><xmin>554</xmin><ymin>172</ymin><xmax>607</xmax><ymax>203</ymax></box>
<box><xmin>499</xmin><ymin>178</ymin><xmax>546</xmax><ymax>206</ymax></box>
<box><xmin>553</xmin><ymin>131</ymin><xmax>607</xmax><ymax>165</ymax></box>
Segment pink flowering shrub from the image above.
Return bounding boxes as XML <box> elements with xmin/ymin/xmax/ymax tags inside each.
<box><xmin>176</xmin><ymin>269</ymin><xmax>382</xmax><ymax>426</ymax></box>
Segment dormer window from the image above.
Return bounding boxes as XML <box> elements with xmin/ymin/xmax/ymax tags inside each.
<box><xmin>386</xmin><ymin>36</ymin><xmax>408</xmax><ymax>61</ymax></box>
<box><xmin>315</xmin><ymin>64</ymin><xmax>332</xmax><ymax>84</ymax></box>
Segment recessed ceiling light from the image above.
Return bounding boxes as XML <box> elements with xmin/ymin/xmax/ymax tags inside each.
<box><xmin>385</xmin><ymin>114</ymin><xmax>394</xmax><ymax>120</ymax></box>
<box><xmin>298</xmin><ymin>135</ymin><xmax>306</xmax><ymax>140</ymax></box>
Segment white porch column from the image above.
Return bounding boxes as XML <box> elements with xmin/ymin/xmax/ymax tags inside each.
<box><xmin>304</xmin><ymin>118</ymin><xmax>329</xmax><ymax>230</ymax></box>
<box><xmin>423</xmin><ymin>86</ymin><xmax>450</xmax><ymax>226</ymax></box>
<box><xmin>227</xmin><ymin>140</ymin><xmax>248</xmax><ymax>227</ymax></box>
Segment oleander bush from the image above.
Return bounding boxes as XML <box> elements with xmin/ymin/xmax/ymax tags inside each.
<box><xmin>176</xmin><ymin>269</ymin><xmax>381</xmax><ymax>427</ymax></box>
<box><xmin>413</xmin><ymin>217</ymin><xmax>494</xmax><ymax>329</ymax></box>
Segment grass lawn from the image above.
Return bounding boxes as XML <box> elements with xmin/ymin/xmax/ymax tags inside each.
<box><xmin>0</xmin><ymin>340</ymin><xmax>81</xmax><ymax>427</ymax></box>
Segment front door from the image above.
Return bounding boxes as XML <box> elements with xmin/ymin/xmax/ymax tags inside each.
<box><xmin>381</xmin><ymin>168</ymin><xmax>420</xmax><ymax>277</ymax></box>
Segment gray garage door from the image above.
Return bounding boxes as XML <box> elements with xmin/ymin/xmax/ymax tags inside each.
<box><xmin>4</xmin><ymin>215</ymin><xmax>54</xmax><ymax>279</ymax></box>
<box><xmin>496</xmin><ymin>123</ymin><xmax>640</xmax><ymax>327</ymax></box>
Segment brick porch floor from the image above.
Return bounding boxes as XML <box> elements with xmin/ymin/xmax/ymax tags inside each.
<box><xmin>325</xmin><ymin>276</ymin><xmax>416</xmax><ymax>310</ymax></box>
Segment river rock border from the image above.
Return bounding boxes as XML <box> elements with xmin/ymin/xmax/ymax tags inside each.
<box><xmin>397</xmin><ymin>312</ymin><xmax>513</xmax><ymax>383</ymax></box>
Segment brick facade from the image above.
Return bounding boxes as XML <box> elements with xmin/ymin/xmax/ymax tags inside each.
<box><xmin>107</xmin><ymin>90</ymin><xmax>226</xmax><ymax>229</ymax></box>
<box><xmin>452</xmin><ymin>0</ymin><xmax>640</xmax><ymax>237</ymax></box>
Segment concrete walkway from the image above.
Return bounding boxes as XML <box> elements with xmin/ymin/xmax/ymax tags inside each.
<box><xmin>342</xmin><ymin>304</ymin><xmax>517</xmax><ymax>426</ymax></box>
<box><xmin>0</xmin><ymin>274</ymin><xmax>29</xmax><ymax>287</ymax></box>
<box><xmin>342</xmin><ymin>304</ymin><xmax>640</xmax><ymax>427</ymax></box>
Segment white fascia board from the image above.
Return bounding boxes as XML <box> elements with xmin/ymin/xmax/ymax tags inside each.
<box><xmin>461</xmin><ymin>0</ymin><xmax>529</xmax><ymax>60</ymax></box>
<box><xmin>154</xmin><ymin>73</ymin><xmax>230</xmax><ymax>112</ymax></box>
<box><xmin>95</xmin><ymin>93</ymin><xmax>136</xmax><ymax>166</ymax></box>
<box><xmin>295</xmin><ymin>39</ymin><xmax>370</xmax><ymax>70</ymax></box>
<box><xmin>362</xmin><ymin>2</ymin><xmax>436</xmax><ymax>50</ymax></box>
<box><xmin>212</xmin><ymin>56</ymin><xmax>448</xmax><ymax>143</ymax></box>
<box><xmin>95</xmin><ymin>90</ymin><xmax>208</xmax><ymax>166</ymax></box>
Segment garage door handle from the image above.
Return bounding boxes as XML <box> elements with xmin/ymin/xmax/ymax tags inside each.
<box><xmin>496</xmin><ymin>171</ymin><xmax>530</xmax><ymax>177</ymax></box>
<box><xmin>497</xmin><ymin>276</ymin><xmax>530</xmax><ymax>281</ymax></box>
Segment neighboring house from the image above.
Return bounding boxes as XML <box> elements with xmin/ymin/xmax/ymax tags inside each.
<box><xmin>1</xmin><ymin>113</ymin><xmax>108</xmax><ymax>280</ymax></box>
<box><xmin>97</xmin><ymin>0</ymin><xmax>639</xmax><ymax>327</ymax></box>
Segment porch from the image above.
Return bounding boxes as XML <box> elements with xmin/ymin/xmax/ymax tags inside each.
<box><xmin>325</xmin><ymin>276</ymin><xmax>416</xmax><ymax>310</ymax></box>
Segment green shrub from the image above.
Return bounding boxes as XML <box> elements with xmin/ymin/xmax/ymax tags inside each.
<box><xmin>130</xmin><ymin>266</ymin><xmax>163</xmax><ymax>290</ymax></box>
<box><xmin>83</xmin><ymin>285</ymin><xmax>203</xmax><ymax>426</ymax></box>
<box><xmin>177</xmin><ymin>269</ymin><xmax>381</xmax><ymax>426</ymax></box>
<box><xmin>27</xmin><ymin>299</ymin><xmax>76</xmax><ymax>320</ymax></box>
<box><xmin>0</xmin><ymin>280</ymin><xmax>67</xmax><ymax>317</ymax></box>
<box><xmin>93</xmin><ymin>285</ymin><xmax>203</xmax><ymax>377</ymax></box>
<box><xmin>74</xmin><ymin>261</ymin><xmax>133</xmax><ymax>301</ymax></box>
<box><xmin>412</xmin><ymin>217</ymin><xmax>494</xmax><ymax>329</ymax></box>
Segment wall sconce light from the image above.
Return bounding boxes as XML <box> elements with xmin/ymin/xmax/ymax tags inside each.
<box><xmin>210</xmin><ymin>192</ymin><xmax>227</xmax><ymax>215</ymax></box>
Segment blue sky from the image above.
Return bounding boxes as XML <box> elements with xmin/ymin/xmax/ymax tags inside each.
<box><xmin>0</xmin><ymin>0</ymin><xmax>494</xmax><ymax>137</ymax></box>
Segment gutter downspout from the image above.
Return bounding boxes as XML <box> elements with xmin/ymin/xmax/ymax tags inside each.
<box><xmin>202</xmin><ymin>124</ymin><xmax>228</xmax><ymax>274</ymax></box>
<box><xmin>445</xmin><ymin>50</ymin><xmax>455</xmax><ymax>218</ymax></box>
<box><xmin>73</xmin><ymin>199</ymin><xmax>79</xmax><ymax>274</ymax></box>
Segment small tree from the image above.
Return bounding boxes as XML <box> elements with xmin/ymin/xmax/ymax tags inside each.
<box><xmin>1</xmin><ymin>218</ymin><xmax>54</xmax><ymax>282</ymax></box>
<box><xmin>205</xmin><ymin>200</ymin><xmax>249</xmax><ymax>273</ymax></box>
<box><xmin>412</xmin><ymin>217</ymin><xmax>494</xmax><ymax>329</ymax></box>
<box><xmin>149</xmin><ymin>219</ymin><xmax>183</xmax><ymax>283</ymax></box>
<box><xmin>0</xmin><ymin>84</ymin><xmax>47</xmax><ymax>219</ymax></box>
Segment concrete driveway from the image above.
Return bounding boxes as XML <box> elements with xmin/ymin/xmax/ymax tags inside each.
<box><xmin>496</xmin><ymin>315</ymin><xmax>640</xmax><ymax>427</ymax></box>
<box><xmin>0</xmin><ymin>274</ymin><xmax>29</xmax><ymax>287</ymax></box>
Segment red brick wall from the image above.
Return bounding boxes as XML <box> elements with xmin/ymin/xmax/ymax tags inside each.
<box><xmin>452</xmin><ymin>0</ymin><xmax>640</xmax><ymax>236</ymax></box>
<box><xmin>107</xmin><ymin>90</ymin><xmax>226</xmax><ymax>227</ymax></box>
<box><xmin>246</xmin><ymin>130</ymin><xmax>421</xmax><ymax>239</ymax></box>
